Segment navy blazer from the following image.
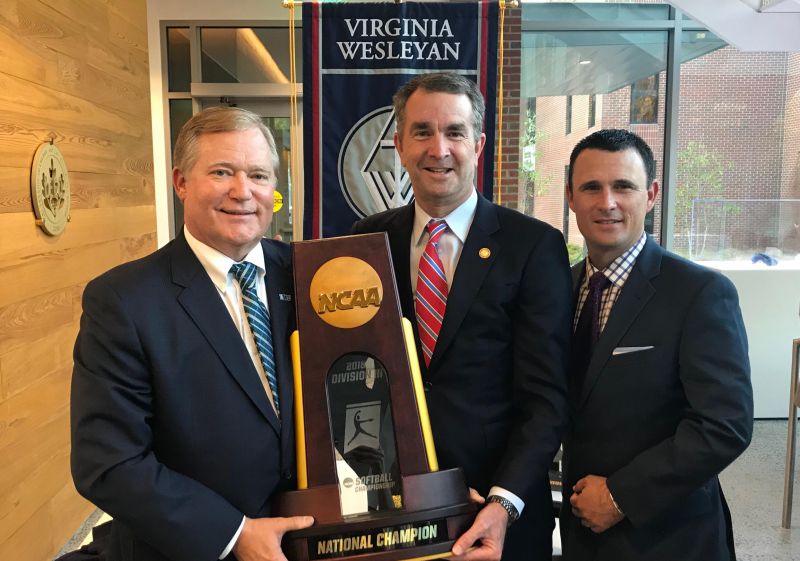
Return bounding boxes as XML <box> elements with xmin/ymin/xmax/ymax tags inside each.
<box><xmin>71</xmin><ymin>233</ymin><xmax>297</xmax><ymax>561</ymax></box>
<box><xmin>560</xmin><ymin>236</ymin><xmax>754</xmax><ymax>561</ymax></box>
<box><xmin>353</xmin><ymin>195</ymin><xmax>573</xmax><ymax>560</ymax></box>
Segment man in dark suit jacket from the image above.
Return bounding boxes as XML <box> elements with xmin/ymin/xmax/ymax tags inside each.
<box><xmin>71</xmin><ymin>107</ymin><xmax>313</xmax><ymax>561</ymax></box>
<box><xmin>352</xmin><ymin>72</ymin><xmax>572</xmax><ymax>561</ymax></box>
<box><xmin>560</xmin><ymin>129</ymin><xmax>753</xmax><ymax>561</ymax></box>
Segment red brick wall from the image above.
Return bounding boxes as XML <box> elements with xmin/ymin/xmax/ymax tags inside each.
<box><xmin>495</xmin><ymin>7</ymin><xmax>521</xmax><ymax>210</ymax></box>
<box><xmin>780</xmin><ymin>53</ymin><xmax>800</xmax><ymax>253</ymax></box>
<box><xmin>675</xmin><ymin>48</ymin><xmax>788</xmax><ymax>255</ymax></box>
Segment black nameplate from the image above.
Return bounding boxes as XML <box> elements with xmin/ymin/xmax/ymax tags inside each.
<box><xmin>309</xmin><ymin>519</ymin><xmax>449</xmax><ymax>560</ymax></box>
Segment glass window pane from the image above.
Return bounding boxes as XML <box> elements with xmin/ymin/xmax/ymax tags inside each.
<box><xmin>169</xmin><ymin>99</ymin><xmax>193</xmax><ymax>232</ymax></box>
<box><xmin>674</xmin><ymin>34</ymin><xmax>800</xmax><ymax>265</ymax></box>
<box><xmin>518</xmin><ymin>30</ymin><xmax>668</xmax><ymax>259</ymax></box>
<box><xmin>263</xmin><ymin>116</ymin><xmax>294</xmax><ymax>242</ymax></box>
<box><xmin>200</xmin><ymin>27</ymin><xmax>301</xmax><ymax>84</ymax></box>
<box><xmin>167</xmin><ymin>27</ymin><xmax>191</xmax><ymax>92</ymax></box>
<box><xmin>522</xmin><ymin>2</ymin><xmax>670</xmax><ymax>23</ymax></box>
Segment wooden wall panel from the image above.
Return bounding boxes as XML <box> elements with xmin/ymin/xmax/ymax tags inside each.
<box><xmin>0</xmin><ymin>1</ymin><xmax>155</xmax><ymax>559</ymax></box>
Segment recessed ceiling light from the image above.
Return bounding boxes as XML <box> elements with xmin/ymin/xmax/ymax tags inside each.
<box><xmin>579</xmin><ymin>59</ymin><xmax>592</xmax><ymax>65</ymax></box>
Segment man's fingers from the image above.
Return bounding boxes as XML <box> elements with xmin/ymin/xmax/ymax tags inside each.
<box><xmin>468</xmin><ymin>487</ymin><xmax>486</xmax><ymax>504</ymax></box>
<box><xmin>280</xmin><ymin>516</ymin><xmax>315</xmax><ymax>533</ymax></box>
<box><xmin>451</xmin><ymin>525</ymin><xmax>480</xmax><ymax>556</ymax></box>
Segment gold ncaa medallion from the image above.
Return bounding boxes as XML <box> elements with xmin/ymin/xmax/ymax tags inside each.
<box><xmin>31</xmin><ymin>141</ymin><xmax>70</xmax><ymax>235</ymax></box>
<box><xmin>310</xmin><ymin>256</ymin><xmax>383</xmax><ymax>329</ymax></box>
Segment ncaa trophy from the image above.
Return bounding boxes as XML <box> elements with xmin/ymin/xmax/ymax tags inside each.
<box><xmin>273</xmin><ymin>233</ymin><xmax>476</xmax><ymax>561</ymax></box>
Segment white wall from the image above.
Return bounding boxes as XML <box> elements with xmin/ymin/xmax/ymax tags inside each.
<box><xmin>145</xmin><ymin>0</ymin><xmax>300</xmax><ymax>247</ymax></box>
<box><xmin>713</xmin><ymin>267</ymin><xmax>800</xmax><ymax>417</ymax></box>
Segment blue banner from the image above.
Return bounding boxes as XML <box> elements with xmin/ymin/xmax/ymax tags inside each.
<box><xmin>303</xmin><ymin>1</ymin><xmax>499</xmax><ymax>239</ymax></box>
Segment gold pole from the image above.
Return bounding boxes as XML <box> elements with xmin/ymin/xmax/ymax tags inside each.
<box><xmin>495</xmin><ymin>0</ymin><xmax>508</xmax><ymax>205</ymax></box>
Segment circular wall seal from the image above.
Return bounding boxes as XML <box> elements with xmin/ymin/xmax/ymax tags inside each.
<box><xmin>30</xmin><ymin>142</ymin><xmax>71</xmax><ymax>236</ymax></box>
<box><xmin>309</xmin><ymin>257</ymin><xmax>383</xmax><ymax>329</ymax></box>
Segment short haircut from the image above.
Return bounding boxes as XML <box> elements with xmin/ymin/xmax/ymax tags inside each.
<box><xmin>173</xmin><ymin>106</ymin><xmax>279</xmax><ymax>174</ymax></box>
<box><xmin>393</xmin><ymin>72</ymin><xmax>485</xmax><ymax>142</ymax></box>
<box><xmin>568</xmin><ymin>129</ymin><xmax>656</xmax><ymax>191</ymax></box>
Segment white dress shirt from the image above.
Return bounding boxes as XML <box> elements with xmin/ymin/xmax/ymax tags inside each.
<box><xmin>408</xmin><ymin>190</ymin><xmax>525</xmax><ymax>516</ymax></box>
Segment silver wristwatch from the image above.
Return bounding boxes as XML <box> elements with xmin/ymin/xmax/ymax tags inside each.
<box><xmin>486</xmin><ymin>495</ymin><xmax>520</xmax><ymax>526</ymax></box>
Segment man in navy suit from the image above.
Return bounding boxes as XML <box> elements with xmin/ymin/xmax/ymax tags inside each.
<box><xmin>560</xmin><ymin>129</ymin><xmax>753</xmax><ymax>561</ymax></box>
<box><xmin>352</xmin><ymin>72</ymin><xmax>572</xmax><ymax>561</ymax></box>
<box><xmin>71</xmin><ymin>107</ymin><xmax>313</xmax><ymax>561</ymax></box>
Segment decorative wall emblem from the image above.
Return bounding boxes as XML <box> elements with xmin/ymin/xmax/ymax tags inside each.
<box><xmin>30</xmin><ymin>141</ymin><xmax>71</xmax><ymax>235</ymax></box>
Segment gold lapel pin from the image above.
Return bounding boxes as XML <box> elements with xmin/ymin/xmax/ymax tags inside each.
<box><xmin>479</xmin><ymin>247</ymin><xmax>491</xmax><ymax>259</ymax></box>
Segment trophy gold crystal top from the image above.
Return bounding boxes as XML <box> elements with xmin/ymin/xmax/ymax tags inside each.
<box><xmin>274</xmin><ymin>233</ymin><xmax>476</xmax><ymax>561</ymax></box>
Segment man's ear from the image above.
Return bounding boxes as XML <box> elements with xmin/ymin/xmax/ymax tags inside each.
<box><xmin>474</xmin><ymin>132</ymin><xmax>486</xmax><ymax>159</ymax></box>
<box><xmin>566</xmin><ymin>183</ymin><xmax>575</xmax><ymax>212</ymax></box>
<box><xmin>394</xmin><ymin>131</ymin><xmax>403</xmax><ymax>157</ymax></box>
<box><xmin>173</xmin><ymin>167</ymin><xmax>187</xmax><ymax>202</ymax></box>
<box><xmin>646</xmin><ymin>181</ymin><xmax>660</xmax><ymax>212</ymax></box>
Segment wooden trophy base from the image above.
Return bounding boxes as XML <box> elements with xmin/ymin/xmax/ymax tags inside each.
<box><xmin>274</xmin><ymin>468</ymin><xmax>477</xmax><ymax>561</ymax></box>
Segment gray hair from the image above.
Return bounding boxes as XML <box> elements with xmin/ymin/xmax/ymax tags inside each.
<box><xmin>173</xmin><ymin>106</ymin><xmax>280</xmax><ymax>174</ymax></box>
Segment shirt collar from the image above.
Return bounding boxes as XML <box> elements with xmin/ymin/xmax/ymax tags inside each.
<box><xmin>184</xmin><ymin>226</ymin><xmax>266</xmax><ymax>292</ymax></box>
<box><xmin>412</xmin><ymin>189</ymin><xmax>478</xmax><ymax>246</ymax></box>
<box><xmin>584</xmin><ymin>231</ymin><xmax>648</xmax><ymax>287</ymax></box>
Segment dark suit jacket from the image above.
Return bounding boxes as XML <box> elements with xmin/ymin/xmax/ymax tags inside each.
<box><xmin>70</xmin><ymin>233</ymin><xmax>297</xmax><ymax>561</ymax></box>
<box><xmin>560</xmin><ymin>236</ymin><xmax>753</xmax><ymax>561</ymax></box>
<box><xmin>353</xmin><ymin>195</ymin><xmax>572</xmax><ymax>560</ymax></box>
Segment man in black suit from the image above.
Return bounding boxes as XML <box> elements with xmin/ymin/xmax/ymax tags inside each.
<box><xmin>352</xmin><ymin>72</ymin><xmax>572</xmax><ymax>561</ymax></box>
<box><xmin>561</xmin><ymin>129</ymin><xmax>753</xmax><ymax>561</ymax></box>
<box><xmin>71</xmin><ymin>107</ymin><xmax>313</xmax><ymax>561</ymax></box>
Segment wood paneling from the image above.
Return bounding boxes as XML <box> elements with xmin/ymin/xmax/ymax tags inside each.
<box><xmin>0</xmin><ymin>1</ymin><xmax>155</xmax><ymax>559</ymax></box>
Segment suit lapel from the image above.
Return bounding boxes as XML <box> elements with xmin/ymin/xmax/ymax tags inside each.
<box><xmin>385</xmin><ymin>204</ymin><xmax>416</xmax><ymax>321</ymax></box>
<box><xmin>262</xmin><ymin>239</ymin><xmax>295</xmax><ymax>433</ymax></box>
<box><xmin>171</xmin><ymin>234</ymin><xmax>281</xmax><ymax>435</ymax></box>
<box><xmin>578</xmin><ymin>237</ymin><xmax>661</xmax><ymax>408</ymax></box>
<box><xmin>430</xmin><ymin>196</ymin><xmax>500</xmax><ymax>371</ymax></box>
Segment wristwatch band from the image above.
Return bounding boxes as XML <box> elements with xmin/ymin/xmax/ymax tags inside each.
<box><xmin>486</xmin><ymin>495</ymin><xmax>520</xmax><ymax>526</ymax></box>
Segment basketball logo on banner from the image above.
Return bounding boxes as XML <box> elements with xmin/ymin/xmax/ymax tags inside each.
<box><xmin>338</xmin><ymin>106</ymin><xmax>411</xmax><ymax>218</ymax></box>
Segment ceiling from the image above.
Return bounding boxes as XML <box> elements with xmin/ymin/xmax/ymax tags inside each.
<box><xmin>668</xmin><ymin>0</ymin><xmax>800</xmax><ymax>51</ymax></box>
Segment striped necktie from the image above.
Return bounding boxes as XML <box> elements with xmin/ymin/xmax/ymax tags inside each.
<box><xmin>415</xmin><ymin>220</ymin><xmax>449</xmax><ymax>367</ymax></box>
<box><xmin>230</xmin><ymin>262</ymin><xmax>280</xmax><ymax>417</ymax></box>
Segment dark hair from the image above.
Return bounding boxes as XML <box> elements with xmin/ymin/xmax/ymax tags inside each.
<box><xmin>393</xmin><ymin>72</ymin><xmax>485</xmax><ymax>142</ymax></box>
<box><xmin>567</xmin><ymin>129</ymin><xmax>656</xmax><ymax>190</ymax></box>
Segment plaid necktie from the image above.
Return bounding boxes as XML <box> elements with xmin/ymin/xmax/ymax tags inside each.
<box><xmin>230</xmin><ymin>262</ymin><xmax>280</xmax><ymax>417</ymax></box>
<box><xmin>415</xmin><ymin>220</ymin><xmax>449</xmax><ymax>367</ymax></box>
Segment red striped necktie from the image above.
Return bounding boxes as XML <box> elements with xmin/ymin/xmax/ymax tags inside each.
<box><xmin>415</xmin><ymin>220</ymin><xmax>449</xmax><ymax>366</ymax></box>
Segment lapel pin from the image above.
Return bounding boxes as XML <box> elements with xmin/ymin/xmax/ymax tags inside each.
<box><xmin>479</xmin><ymin>248</ymin><xmax>491</xmax><ymax>259</ymax></box>
<box><xmin>279</xmin><ymin>293</ymin><xmax>292</xmax><ymax>301</ymax></box>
